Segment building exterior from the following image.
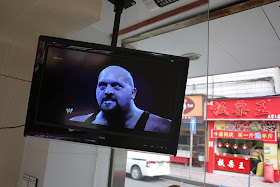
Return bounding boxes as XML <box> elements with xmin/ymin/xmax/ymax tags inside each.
<box><xmin>207</xmin><ymin>96</ymin><xmax>280</xmax><ymax>182</ymax></box>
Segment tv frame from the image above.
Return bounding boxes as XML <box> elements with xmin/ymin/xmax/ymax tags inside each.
<box><xmin>24</xmin><ymin>35</ymin><xmax>189</xmax><ymax>155</ymax></box>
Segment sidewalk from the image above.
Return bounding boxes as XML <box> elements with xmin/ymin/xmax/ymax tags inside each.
<box><xmin>164</xmin><ymin>163</ymin><xmax>279</xmax><ymax>187</ymax></box>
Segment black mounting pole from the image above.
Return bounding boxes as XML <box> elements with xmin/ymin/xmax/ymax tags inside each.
<box><xmin>108</xmin><ymin>1</ymin><xmax>125</xmax><ymax>187</ymax></box>
<box><xmin>111</xmin><ymin>0</ymin><xmax>124</xmax><ymax>47</ymax></box>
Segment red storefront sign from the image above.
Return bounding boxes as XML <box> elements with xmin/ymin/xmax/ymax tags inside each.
<box><xmin>211</xmin><ymin>130</ymin><xmax>277</xmax><ymax>141</ymax></box>
<box><xmin>215</xmin><ymin>155</ymin><xmax>250</xmax><ymax>174</ymax></box>
<box><xmin>207</xmin><ymin>96</ymin><xmax>280</xmax><ymax>120</ymax></box>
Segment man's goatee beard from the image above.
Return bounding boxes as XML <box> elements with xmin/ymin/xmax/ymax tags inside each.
<box><xmin>104</xmin><ymin>107</ymin><xmax>126</xmax><ymax>130</ymax></box>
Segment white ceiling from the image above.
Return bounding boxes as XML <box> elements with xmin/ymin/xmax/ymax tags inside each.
<box><xmin>1</xmin><ymin>0</ymin><xmax>276</xmax><ymax>79</ymax></box>
<box><xmin>92</xmin><ymin>0</ymin><xmax>244</xmax><ymax>40</ymax></box>
<box><xmin>91</xmin><ymin>0</ymin><xmax>280</xmax><ymax>78</ymax></box>
<box><xmin>92</xmin><ymin>0</ymin><xmax>247</xmax><ymax>40</ymax></box>
<box><xmin>209</xmin><ymin>2</ymin><xmax>280</xmax><ymax>77</ymax></box>
<box><xmin>125</xmin><ymin>1</ymin><xmax>280</xmax><ymax>77</ymax></box>
<box><xmin>93</xmin><ymin>0</ymin><xmax>204</xmax><ymax>38</ymax></box>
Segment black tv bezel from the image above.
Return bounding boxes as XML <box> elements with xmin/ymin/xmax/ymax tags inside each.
<box><xmin>24</xmin><ymin>35</ymin><xmax>189</xmax><ymax>155</ymax></box>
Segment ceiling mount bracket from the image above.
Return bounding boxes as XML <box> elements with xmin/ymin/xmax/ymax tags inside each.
<box><xmin>108</xmin><ymin>0</ymin><xmax>136</xmax><ymax>47</ymax></box>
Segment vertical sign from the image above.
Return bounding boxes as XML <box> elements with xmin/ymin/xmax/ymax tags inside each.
<box><xmin>263</xmin><ymin>143</ymin><xmax>278</xmax><ymax>170</ymax></box>
<box><xmin>190</xmin><ymin>117</ymin><xmax>196</xmax><ymax>134</ymax></box>
<box><xmin>189</xmin><ymin>117</ymin><xmax>196</xmax><ymax>178</ymax></box>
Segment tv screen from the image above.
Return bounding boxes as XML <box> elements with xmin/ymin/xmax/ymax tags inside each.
<box><xmin>25</xmin><ymin>36</ymin><xmax>189</xmax><ymax>155</ymax></box>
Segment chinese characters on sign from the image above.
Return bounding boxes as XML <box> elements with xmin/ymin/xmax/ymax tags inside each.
<box><xmin>211</xmin><ymin>130</ymin><xmax>277</xmax><ymax>141</ymax></box>
<box><xmin>238</xmin><ymin>162</ymin><xmax>244</xmax><ymax>169</ymax></box>
<box><xmin>217</xmin><ymin>159</ymin><xmax>225</xmax><ymax>167</ymax></box>
<box><xmin>227</xmin><ymin>160</ymin><xmax>235</xmax><ymax>168</ymax></box>
<box><xmin>232</xmin><ymin>100</ymin><xmax>249</xmax><ymax>117</ymax></box>
<box><xmin>268</xmin><ymin>114</ymin><xmax>280</xmax><ymax>119</ymax></box>
<box><xmin>215</xmin><ymin>156</ymin><xmax>250</xmax><ymax>174</ymax></box>
<box><xmin>255</xmin><ymin>100</ymin><xmax>270</xmax><ymax>116</ymax></box>
<box><xmin>208</xmin><ymin>97</ymin><xmax>280</xmax><ymax>120</ymax></box>
<box><xmin>210</xmin><ymin>101</ymin><xmax>229</xmax><ymax>116</ymax></box>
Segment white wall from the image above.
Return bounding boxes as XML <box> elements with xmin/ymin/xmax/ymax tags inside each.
<box><xmin>20</xmin><ymin>24</ymin><xmax>113</xmax><ymax>187</ymax></box>
<box><xmin>273</xmin><ymin>68</ymin><xmax>280</xmax><ymax>94</ymax></box>
<box><xmin>186</xmin><ymin>67</ymin><xmax>280</xmax><ymax>98</ymax></box>
<box><xmin>43</xmin><ymin>141</ymin><xmax>98</xmax><ymax>187</ymax></box>
<box><xmin>0</xmin><ymin>76</ymin><xmax>30</xmax><ymax>187</ymax></box>
<box><xmin>67</xmin><ymin>25</ymin><xmax>111</xmax><ymax>45</ymax></box>
<box><xmin>20</xmin><ymin>137</ymin><xmax>112</xmax><ymax>187</ymax></box>
<box><xmin>20</xmin><ymin>137</ymin><xmax>50</xmax><ymax>187</ymax></box>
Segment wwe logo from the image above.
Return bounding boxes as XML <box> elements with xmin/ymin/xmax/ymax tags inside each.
<box><xmin>66</xmin><ymin>108</ymin><xmax>73</xmax><ymax>113</ymax></box>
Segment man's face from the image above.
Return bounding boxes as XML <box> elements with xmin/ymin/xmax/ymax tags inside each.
<box><xmin>96</xmin><ymin>67</ymin><xmax>136</xmax><ymax>112</ymax></box>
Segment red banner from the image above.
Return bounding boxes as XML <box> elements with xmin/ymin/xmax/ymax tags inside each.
<box><xmin>211</xmin><ymin>130</ymin><xmax>277</xmax><ymax>141</ymax></box>
<box><xmin>207</xmin><ymin>96</ymin><xmax>280</xmax><ymax>120</ymax></box>
<box><xmin>215</xmin><ymin>155</ymin><xmax>250</xmax><ymax>174</ymax></box>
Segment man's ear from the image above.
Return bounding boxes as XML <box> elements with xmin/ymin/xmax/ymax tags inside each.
<box><xmin>131</xmin><ymin>88</ymin><xmax>137</xmax><ymax>99</ymax></box>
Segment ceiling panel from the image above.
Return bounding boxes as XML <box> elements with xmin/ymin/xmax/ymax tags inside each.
<box><xmin>129</xmin><ymin>2</ymin><xmax>280</xmax><ymax>78</ymax></box>
<box><xmin>209</xmin><ymin>6</ymin><xmax>280</xmax><ymax>75</ymax></box>
<box><xmin>130</xmin><ymin>21</ymin><xmax>208</xmax><ymax>78</ymax></box>
<box><xmin>262</xmin><ymin>1</ymin><xmax>280</xmax><ymax>38</ymax></box>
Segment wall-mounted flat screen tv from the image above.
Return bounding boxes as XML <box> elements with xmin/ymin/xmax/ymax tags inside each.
<box><xmin>24</xmin><ymin>36</ymin><xmax>189</xmax><ymax>155</ymax></box>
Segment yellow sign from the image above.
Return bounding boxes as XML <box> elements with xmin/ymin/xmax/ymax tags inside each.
<box><xmin>278</xmin><ymin>122</ymin><xmax>280</xmax><ymax>138</ymax></box>
<box><xmin>263</xmin><ymin>143</ymin><xmax>278</xmax><ymax>170</ymax></box>
<box><xmin>214</xmin><ymin>121</ymin><xmax>226</xmax><ymax>130</ymax></box>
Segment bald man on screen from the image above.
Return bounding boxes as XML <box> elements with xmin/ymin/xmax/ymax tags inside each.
<box><xmin>70</xmin><ymin>65</ymin><xmax>171</xmax><ymax>133</ymax></box>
